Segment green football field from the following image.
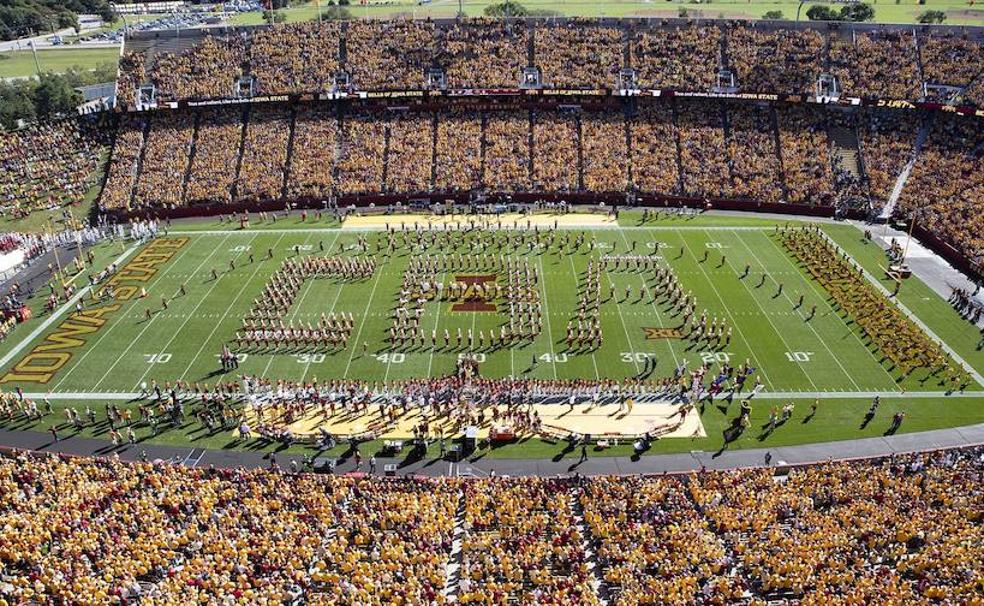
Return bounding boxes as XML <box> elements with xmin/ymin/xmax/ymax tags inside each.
<box><xmin>1</xmin><ymin>211</ymin><xmax>983</xmax><ymax>456</ymax></box>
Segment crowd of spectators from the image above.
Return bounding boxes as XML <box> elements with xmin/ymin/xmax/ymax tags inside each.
<box><xmin>384</xmin><ymin>112</ymin><xmax>434</xmax><ymax>194</ymax></box>
<box><xmin>483</xmin><ymin>111</ymin><xmax>531</xmax><ymax>192</ymax></box>
<box><xmin>185</xmin><ymin>108</ymin><xmax>244</xmax><ymax>204</ymax></box>
<box><xmin>460</xmin><ymin>478</ymin><xmax>599</xmax><ymax>605</ymax></box>
<box><xmin>829</xmin><ymin>31</ymin><xmax>922</xmax><ymax>100</ymax></box>
<box><xmin>582</xmin><ymin>113</ymin><xmax>628</xmax><ymax>193</ymax></box>
<box><xmin>0</xmin><ymin>118</ymin><xmax>107</xmax><ymax>220</ymax></box>
<box><xmin>628</xmin><ymin>105</ymin><xmax>680</xmax><ymax>195</ymax></box>
<box><xmin>532</xmin><ymin>111</ymin><xmax>579</xmax><ymax>192</ymax></box>
<box><xmin>898</xmin><ymin>113</ymin><xmax>984</xmax><ymax>266</ymax></box>
<box><xmin>777</xmin><ymin>106</ymin><xmax>835</xmax><ymax>206</ymax></box>
<box><xmin>236</xmin><ymin>106</ymin><xmax>291</xmax><ymax>202</ymax></box>
<box><xmin>336</xmin><ymin>110</ymin><xmax>387</xmax><ymax>195</ymax></box>
<box><xmin>251</xmin><ymin>22</ymin><xmax>341</xmax><ymax>96</ymax></box>
<box><xmin>115</xmin><ymin>20</ymin><xmax>984</xmax><ymax>106</ymax></box>
<box><xmin>919</xmin><ymin>33</ymin><xmax>984</xmax><ymax>90</ymax></box>
<box><xmin>442</xmin><ymin>19</ymin><xmax>528</xmax><ymax>89</ymax></box>
<box><xmin>109</xmin><ymin>101</ymin><xmax>924</xmax><ymax>212</ymax></box>
<box><xmin>100</xmin><ymin>116</ymin><xmax>147</xmax><ymax>211</ymax></box>
<box><xmin>133</xmin><ymin>112</ymin><xmax>196</xmax><ymax>209</ymax></box>
<box><xmin>434</xmin><ymin>110</ymin><xmax>483</xmax><ymax>193</ymax></box>
<box><xmin>724</xmin><ymin>104</ymin><xmax>782</xmax><ymax>203</ymax></box>
<box><xmin>727</xmin><ymin>26</ymin><xmax>824</xmax><ymax>95</ymax></box>
<box><xmin>534</xmin><ymin>21</ymin><xmax>622</xmax><ymax>89</ymax></box>
<box><xmin>115</xmin><ymin>52</ymin><xmax>146</xmax><ymax>111</ymax></box>
<box><xmin>346</xmin><ymin>20</ymin><xmax>436</xmax><ymax>91</ymax></box>
<box><xmin>0</xmin><ymin>447</ymin><xmax>980</xmax><ymax>604</ymax></box>
<box><xmin>287</xmin><ymin>104</ymin><xmax>338</xmax><ymax>200</ymax></box>
<box><xmin>859</xmin><ymin>108</ymin><xmax>919</xmax><ymax>204</ymax></box>
<box><xmin>632</xmin><ymin>25</ymin><xmax>720</xmax><ymax>91</ymax></box>
<box><xmin>148</xmin><ymin>35</ymin><xmax>247</xmax><ymax>103</ymax></box>
<box><xmin>677</xmin><ymin>104</ymin><xmax>730</xmax><ymax>199</ymax></box>
<box><xmin>961</xmin><ymin>74</ymin><xmax>984</xmax><ymax>107</ymax></box>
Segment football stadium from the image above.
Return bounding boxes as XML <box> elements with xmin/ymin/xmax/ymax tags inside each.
<box><xmin>0</xmin><ymin>6</ymin><xmax>983</xmax><ymax>604</ymax></box>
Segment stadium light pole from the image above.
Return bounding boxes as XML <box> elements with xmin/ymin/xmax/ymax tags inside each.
<box><xmin>317</xmin><ymin>0</ymin><xmax>322</xmax><ymax>23</ymax></box>
<box><xmin>29</xmin><ymin>40</ymin><xmax>42</xmax><ymax>77</ymax></box>
<box><xmin>796</xmin><ymin>0</ymin><xmax>806</xmax><ymax>21</ymax></box>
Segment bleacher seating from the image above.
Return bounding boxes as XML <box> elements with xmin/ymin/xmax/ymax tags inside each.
<box><xmin>0</xmin><ymin>447</ymin><xmax>981</xmax><ymax>604</ymax></box>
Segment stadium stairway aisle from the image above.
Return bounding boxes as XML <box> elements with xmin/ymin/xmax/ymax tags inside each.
<box><xmin>442</xmin><ymin>495</ymin><xmax>467</xmax><ymax>601</ymax></box>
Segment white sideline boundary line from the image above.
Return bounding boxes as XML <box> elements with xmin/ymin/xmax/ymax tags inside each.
<box><xmin>168</xmin><ymin>226</ymin><xmax>779</xmax><ymax>236</ymax></box>
<box><xmin>0</xmin><ymin>242</ymin><xmax>142</xmax><ymax>372</ymax></box>
<box><xmin>17</xmin><ymin>390</ymin><xmax>984</xmax><ymax>401</ymax></box>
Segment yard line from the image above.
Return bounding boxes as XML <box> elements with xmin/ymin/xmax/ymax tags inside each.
<box><xmin>565</xmin><ymin>252</ymin><xmax>600</xmax><ymax>381</ymax></box>
<box><xmin>673</xmin><ymin>231</ymin><xmax>774</xmax><ymax>388</ymax></box>
<box><xmin>90</xmin><ymin>235</ymin><xmax>232</xmax><ymax>392</ymax></box>
<box><xmin>300</xmin><ymin>231</ymin><xmax>344</xmax><ymax>383</ymax></box>
<box><xmin>426</xmin><ymin>262</ymin><xmax>447</xmax><ymax>378</ymax></box>
<box><xmin>699</xmin><ymin>228</ymin><xmax>817</xmax><ymax>391</ymax></box>
<box><xmin>819</xmin><ymin>230</ymin><xmax>984</xmax><ymax>388</ymax></box>
<box><xmin>757</xmin><ymin>231</ymin><xmax>904</xmax><ymax>392</ymax></box>
<box><xmin>602</xmin><ymin>268</ymin><xmax>642</xmax><ymax>376</ymax></box>
<box><xmin>126</xmin><ymin>235</ymin><xmax>257</xmax><ymax>391</ymax></box>
<box><xmin>256</xmin><ymin>234</ymin><xmax>311</xmax><ymax>379</ymax></box>
<box><xmin>535</xmin><ymin>254</ymin><xmax>559</xmax><ymax>380</ymax></box>
<box><xmin>613</xmin><ymin>226</ymin><xmax>680</xmax><ymax>369</ymax></box>
<box><xmin>0</xmin><ymin>241</ymin><xmax>142</xmax><ymax>375</ymax></box>
<box><xmin>342</xmin><ymin>259</ymin><xmax>389</xmax><ymax>379</ymax></box>
<box><xmin>181</xmin><ymin>233</ymin><xmax>283</xmax><ymax>381</ymax></box>
<box><xmin>734</xmin><ymin>231</ymin><xmax>862</xmax><ymax>392</ymax></box>
<box><xmin>52</xmin><ymin>238</ymin><xmax>202</xmax><ymax>391</ymax></box>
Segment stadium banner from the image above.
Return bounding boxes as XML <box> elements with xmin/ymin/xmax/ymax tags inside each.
<box><xmin>133</xmin><ymin>88</ymin><xmax>982</xmax><ymax>119</ymax></box>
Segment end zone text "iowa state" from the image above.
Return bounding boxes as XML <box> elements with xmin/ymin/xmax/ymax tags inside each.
<box><xmin>1</xmin><ymin>238</ymin><xmax>188</xmax><ymax>385</ymax></box>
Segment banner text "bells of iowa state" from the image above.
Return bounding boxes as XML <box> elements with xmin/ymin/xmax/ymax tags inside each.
<box><xmin>1</xmin><ymin>238</ymin><xmax>188</xmax><ymax>385</ymax></box>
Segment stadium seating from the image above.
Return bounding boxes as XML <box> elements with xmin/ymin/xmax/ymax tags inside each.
<box><xmin>898</xmin><ymin>113</ymin><xmax>984</xmax><ymax>266</ymax></box>
<box><xmin>0</xmin><ymin>118</ymin><xmax>108</xmax><ymax>220</ymax></box>
<box><xmin>0</xmin><ymin>447</ymin><xmax>981</xmax><ymax>604</ymax></box>
<box><xmin>116</xmin><ymin>20</ymin><xmax>984</xmax><ymax>104</ymax></box>
<box><xmin>442</xmin><ymin>19</ymin><xmax>528</xmax><ymax>89</ymax></box>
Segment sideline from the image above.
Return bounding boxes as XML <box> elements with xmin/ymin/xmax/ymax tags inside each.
<box><xmin>168</xmin><ymin>225</ymin><xmax>781</xmax><ymax>236</ymax></box>
<box><xmin>0</xmin><ymin>242</ymin><xmax>142</xmax><ymax>373</ymax></box>
<box><xmin>17</xmin><ymin>389</ymin><xmax>984</xmax><ymax>400</ymax></box>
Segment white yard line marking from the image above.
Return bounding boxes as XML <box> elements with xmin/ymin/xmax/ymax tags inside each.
<box><xmin>758</xmin><ymin>231</ymin><xmax>902</xmax><ymax>392</ymax></box>
<box><xmin>675</xmin><ymin>231</ymin><xmax>774</xmax><ymax>388</ymax></box>
<box><xmin>604</xmin><ymin>274</ymin><xmax>641</xmax><ymax>375</ymax></box>
<box><xmin>614</xmin><ymin>227</ymin><xmax>680</xmax><ymax>369</ymax></box>
<box><xmin>820</xmin><ymin>230</ymin><xmax>984</xmax><ymax>388</ymax></box>
<box><xmin>426</xmin><ymin>266</ymin><xmax>447</xmax><ymax>378</ymax></box>
<box><xmin>565</xmin><ymin>252</ymin><xmax>600</xmax><ymax>381</ymax></box>
<box><xmin>536</xmin><ymin>254</ymin><xmax>559</xmax><ymax>380</ymax></box>
<box><xmin>127</xmin><ymin>235</ymin><xmax>255</xmax><ymax>391</ymax></box>
<box><xmin>257</xmin><ymin>234</ymin><xmax>310</xmax><ymax>379</ymax></box>
<box><xmin>300</xmin><ymin>232</ymin><xmax>345</xmax><ymax>383</ymax></box>
<box><xmin>735</xmin><ymin>231</ymin><xmax>862</xmax><ymax>392</ymax></box>
<box><xmin>51</xmin><ymin>239</ymin><xmax>203</xmax><ymax>391</ymax></box>
<box><xmin>702</xmin><ymin>229</ymin><xmax>817</xmax><ymax>391</ymax></box>
<box><xmin>181</xmin><ymin>233</ymin><xmax>279</xmax><ymax>381</ymax></box>
<box><xmin>0</xmin><ymin>242</ymin><xmax>142</xmax><ymax>373</ymax></box>
<box><xmin>342</xmin><ymin>262</ymin><xmax>388</xmax><ymax>379</ymax></box>
<box><xmin>91</xmin><ymin>236</ymin><xmax>233</xmax><ymax>391</ymax></box>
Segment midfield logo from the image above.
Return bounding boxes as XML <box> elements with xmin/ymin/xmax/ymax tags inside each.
<box><xmin>451</xmin><ymin>274</ymin><xmax>498</xmax><ymax>313</ymax></box>
<box><xmin>643</xmin><ymin>327</ymin><xmax>683</xmax><ymax>340</ymax></box>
